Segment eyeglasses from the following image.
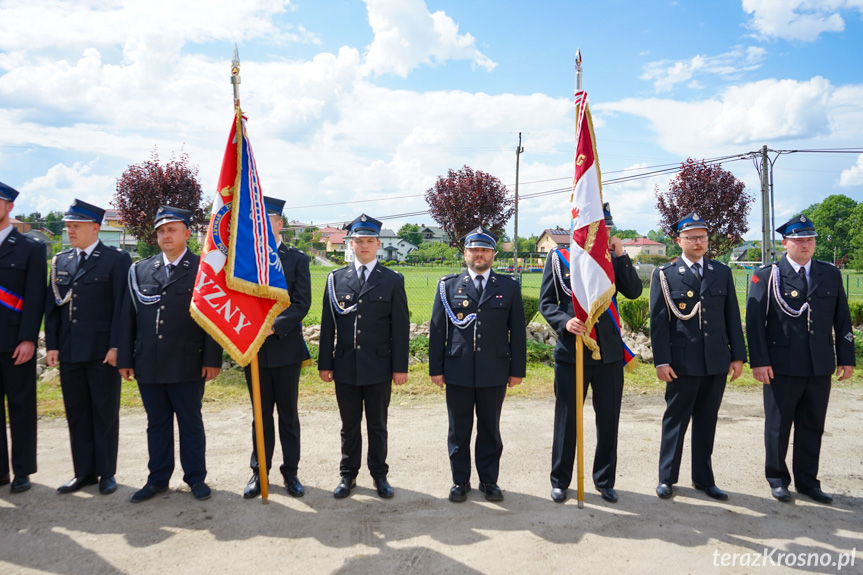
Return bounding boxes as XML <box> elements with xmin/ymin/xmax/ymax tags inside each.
<box><xmin>680</xmin><ymin>235</ymin><xmax>708</xmax><ymax>244</ymax></box>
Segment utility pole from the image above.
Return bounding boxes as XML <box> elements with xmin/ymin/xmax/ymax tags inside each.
<box><xmin>513</xmin><ymin>132</ymin><xmax>524</xmax><ymax>282</ymax></box>
<box><xmin>760</xmin><ymin>145</ymin><xmax>773</xmax><ymax>264</ymax></box>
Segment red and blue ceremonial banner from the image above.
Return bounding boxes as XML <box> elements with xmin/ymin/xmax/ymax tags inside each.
<box><xmin>568</xmin><ymin>90</ymin><xmax>618</xmax><ymax>363</ymax></box>
<box><xmin>191</xmin><ymin>109</ymin><xmax>291</xmax><ymax>366</ymax></box>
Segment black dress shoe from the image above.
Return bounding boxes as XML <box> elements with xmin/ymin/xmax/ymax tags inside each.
<box><xmin>11</xmin><ymin>475</ymin><xmax>31</xmax><ymax>493</ymax></box>
<box><xmin>333</xmin><ymin>475</ymin><xmax>356</xmax><ymax>499</ymax></box>
<box><xmin>373</xmin><ymin>476</ymin><xmax>394</xmax><ymax>499</ymax></box>
<box><xmin>243</xmin><ymin>473</ymin><xmax>261</xmax><ymax>499</ymax></box>
<box><xmin>449</xmin><ymin>482</ymin><xmax>471</xmax><ymax>502</ymax></box>
<box><xmin>479</xmin><ymin>482</ymin><xmax>503</xmax><ymax>502</ymax></box>
<box><xmin>771</xmin><ymin>486</ymin><xmax>792</xmax><ymax>502</ymax></box>
<box><xmin>285</xmin><ymin>475</ymin><xmax>304</xmax><ymax>498</ymax></box>
<box><xmin>656</xmin><ymin>483</ymin><xmax>673</xmax><ymax>499</ymax></box>
<box><xmin>57</xmin><ymin>475</ymin><xmax>98</xmax><ymax>494</ymax></box>
<box><xmin>597</xmin><ymin>487</ymin><xmax>618</xmax><ymax>503</ymax></box>
<box><xmin>551</xmin><ymin>488</ymin><xmax>568</xmax><ymax>503</ymax></box>
<box><xmin>130</xmin><ymin>484</ymin><xmax>168</xmax><ymax>503</ymax></box>
<box><xmin>191</xmin><ymin>482</ymin><xmax>211</xmax><ymax>501</ymax></box>
<box><xmin>694</xmin><ymin>483</ymin><xmax>728</xmax><ymax>501</ymax></box>
<box><xmin>99</xmin><ymin>476</ymin><xmax>118</xmax><ymax>495</ymax></box>
<box><xmin>798</xmin><ymin>486</ymin><xmax>833</xmax><ymax>504</ymax></box>
<box><xmin>0</xmin><ymin>474</ymin><xmax>9</xmax><ymax>486</ymax></box>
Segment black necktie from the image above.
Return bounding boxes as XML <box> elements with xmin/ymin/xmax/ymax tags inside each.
<box><xmin>691</xmin><ymin>262</ymin><xmax>701</xmax><ymax>283</ymax></box>
<box><xmin>359</xmin><ymin>265</ymin><xmax>367</xmax><ymax>286</ymax></box>
<box><xmin>476</xmin><ymin>275</ymin><xmax>484</xmax><ymax>298</ymax></box>
<box><xmin>166</xmin><ymin>263</ymin><xmax>176</xmax><ymax>280</ymax></box>
<box><xmin>78</xmin><ymin>251</ymin><xmax>87</xmax><ymax>270</ymax></box>
<box><xmin>798</xmin><ymin>266</ymin><xmax>808</xmax><ymax>294</ymax></box>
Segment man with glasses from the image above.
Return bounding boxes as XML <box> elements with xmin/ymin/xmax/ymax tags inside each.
<box><xmin>650</xmin><ymin>212</ymin><xmax>745</xmax><ymax>501</ymax></box>
<box><xmin>746</xmin><ymin>214</ymin><xmax>854</xmax><ymax>504</ymax></box>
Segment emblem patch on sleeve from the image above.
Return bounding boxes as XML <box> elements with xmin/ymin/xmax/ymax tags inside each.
<box><xmin>750</xmin><ymin>275</ymin><xmax>760</xmax><ymax>284</ymax></box>
<box><xmin>845</xmin><ymin>332</ymin><xmax>855</xmax><ymax>343</ymax></box>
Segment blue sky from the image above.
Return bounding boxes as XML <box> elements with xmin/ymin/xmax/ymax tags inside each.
<box><xmin>1</xmin><ymin>0</ymin><xmax>862</xmax><ymax>240</ymax></box>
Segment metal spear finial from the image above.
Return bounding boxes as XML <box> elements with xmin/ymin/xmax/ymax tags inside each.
<box><xmin>575</xmin><ymin>49</ymin><xmax>582</xmax><ymax>92</ymax></box>
<box><xmin>231</xmin><ymin>44</ymin><xmax>241</xmax><ymax>108</ymax></box>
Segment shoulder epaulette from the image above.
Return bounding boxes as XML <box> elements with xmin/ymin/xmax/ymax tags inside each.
<box><xmin>440</xmin><ymin>272</ymin><xmax>460</xmax><ymax>282</ymax></box>
<box><xmin>659</xmin><ymin>262</ymin><xmax>674</xmax><ymax>270</ymax></box>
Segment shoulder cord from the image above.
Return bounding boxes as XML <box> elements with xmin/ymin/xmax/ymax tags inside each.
<box><xmin>552</xmin><ymin>251</ymin><xmax>572</xmax><ymax>298</ymax></box>
<box><xmin>767</xmin><ymin>265</ymin><xmax>811</xmax><ymax>330</ymax></box>
<box><xmin>437</xmin><ymin>279</ymin><xmax>477</xmax><ymax>329</ymax></box>
<box><xmin>128</xmin><ymin>260</ymin><xmax>161</xmax><ymax>316</ymax></box>
<box><xmin>51</xmin><ymin>253</ymin><xmax>73</xmax><ymax>307</ymax></box>
<box><xmin>659</xmin><ymin>267</ymin><xmax>702</xmax><ymax>329</ymax></box>
<box><xmin>327</xmin><ymin>270</ymin><xmax>358</xmax><ymax>348</ymax></box>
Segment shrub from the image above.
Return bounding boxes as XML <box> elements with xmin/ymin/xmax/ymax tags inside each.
<box><xmin>306</xmin><ymin>342</ymin><xmax>319</xmax><ymax>362</ymax></box>
<box><xmin>849</xmin><ymin>301</ymin><xmax>863</xmax><ymax>327</ymax></box>
<box><xmin>638</xmin><ymin>254</ymin><xmax>671</xmax><ymax>265</ymax></box>
<box><xmin>522</xmin><ymin>295</ymin><xmax>540</xmax><ymax>326</ymax></box>
<box><xmin>526</xmin><ymin>339</ymin><xmax>554</xmax><ymax>365</ymax></box>
<box><xmin>618</xmin><ymin>297</ymin><xmax>650</xmax><ymax>333</ymax></box>
<box><xmin>409</xmin><ymin>335</ymin><xmax>429</xmax><ymax>360</ymax></box>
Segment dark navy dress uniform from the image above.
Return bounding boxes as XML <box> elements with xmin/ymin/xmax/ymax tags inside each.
<box><xmin>118</xmin><ymin>247</ymin><xmax>222</xmax><ymax>490</ymax></box>
<box><xmin>747</xmin><ymin>244</ymin><xmax>855</xmax><ymax>494</ymax></box>
<box><xmin>46</xmin><ymin>236</ymin><xmax>132</xmax><ymax>483</ymax></box>
<box><xmin>318</xmin><ymin>255</ymin><xmax>410</xmax><ymax>482</ymax></box>
<box><xmin>539</xmin><ymin>247</ymin><xmax>642</xmax><ymax>493</ymax></box>
<box><xmin>243</xmin><ymin>213</ymin><xmax>311</xmax><ymax>483</ymax></box>
<box><xmin>650</xmin><ymin>256</ymin><xmax>745</xmax><ymax>490</ymax></box>
<box><xmin>428</xmin><ymin>267</ymin><xmax>526</xmax><ymax>488</ymax></box>
<box><xmin>0</xmin><ymin>184</ymin><xmax>47</xmax><ymax>487</ymax></box>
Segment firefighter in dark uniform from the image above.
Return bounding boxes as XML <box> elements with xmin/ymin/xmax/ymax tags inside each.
<box><xmin>650</xmin><ymin>212</ymin><xmax>746</xmax><ymax>501</ymax></box>
<box><xmin>0</xmin><ymin>182</ymin><xmax>46</xmax><ymax>494</ymax></box>
<box><xmin>242</xmin><ymin>196</ymin><xmax>312</xmax><ymax>500</ymax></box>
<box><xmin>428</xmin><ymin>227</ymin><xmax>527</xmax><ymax>503</ymax></box>
<box><xmin>118</xmin><ymin>206</ymin><xmax>222</xmax><ymax>503</ymax></box>
<box><xmin>539</xmin><ymin>204</ymin><xmax>642</xmax><ymax>504</ymax></box>
<box><xmin>318</xmin><ymin>214</ymin><xmax>410</xmax><ymax>499</ymax></box>
<box><xmin>746</xmin><ymin>214</ymin><xmax>854</xmax><ymax>505</ymax></box>
<box><xmin>46</xmin><ymin>199</ymin><xmax>132</xmax><ymax>496</ymax></box>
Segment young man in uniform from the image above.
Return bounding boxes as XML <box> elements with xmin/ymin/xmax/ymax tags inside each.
<box><xmin>46</xmin><ymin>199</ymin><xmax>132</xmax><ymax>496</ymax></box>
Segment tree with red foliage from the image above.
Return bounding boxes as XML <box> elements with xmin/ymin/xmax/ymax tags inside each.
<box><xmin>113</xmin><ymin>148</ymin><xmax>207</xmax><ymax>254</ymax></box>
<box><xmin>655</xmin><ymin>158</ymin><xmax>753</xmax><ymax>259</ymax></box>
<box><xmin>425</xmin><ymin>165</ymin><xmax>515</xmax><ymax>252</ymax></box>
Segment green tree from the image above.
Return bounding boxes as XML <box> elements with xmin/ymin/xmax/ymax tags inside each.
<box><xmin>398</xmin><ymin>223</ymin><xmax>423</xmax><ymax>246</ymax></box>
<box><xmin>613</xmin><ymin>228</ymin><xmax>640</xmax><ymax>240</ymax></box>
<box><xmin>647</xmin><ymin>229</ymin><xmax>681</xmax><ymax>257</ymax></box>
<box><xmin>801</xmin><ymin>194</ymin><xmax>857</xmax><ymax>264</ymax></box>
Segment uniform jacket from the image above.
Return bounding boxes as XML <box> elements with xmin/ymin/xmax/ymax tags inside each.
<box><xmin>257</xmin><ymin>243</ymin><xmax>311</xmax><ymax>368</ymax></box>
<box><xmin>649</xmin><ymin>258</ymin><xmax>746</xmax><ymax>376</ymax></box>
<box><xmin>45</xmin><ymin>241</ymin><xmax>132</xmax><ymax>363</ymax></box>
<box><xmin>746</xmin><ymin>256</ymin><xmax>855</xmax><ymax>377</ymax></box>
<box><xmin>0</xmin><ymin>228</ymin><xmax>46</xmax><ymax>353</ymax></box>
<box><xmin>318</xmin><ymin>263</ymin><xmax>410</xmax><ymax>385</ymax></box>
<box><xmin>539</xmin><ymin>249</ymin><xmax>642</xmax><ymax>366</ymax></box>
<box><xmin>117</xmin><ymin>250</ymin><xmax>222</xmax><ymax>383</ymax></box>
<box><xmin>428</xmin><ymin>269</ymin><xmax>527</xmax><ymax>387</ymax></box>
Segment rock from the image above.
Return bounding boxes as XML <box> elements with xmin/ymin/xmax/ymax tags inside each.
<box><xmin>635</xmin><ymin>333</ymin><xmax>649</xmax><ymax>345</ymax></box>
<box><xmin>40</xmin><ymin>367</ymin><xmax>61</xmax><ymax>385</ymax></box>
<box><xmin>222</xmin><ymin>361</ymin><xmax>233</xmax><ymax>370</ymax></box>
<box><xmin>640</xmin><ymin>347</ymin><xmax>654</xmax><ymax>362</ymax></box>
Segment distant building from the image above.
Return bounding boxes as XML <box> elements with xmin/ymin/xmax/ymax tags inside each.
<box><xmin>344</xmin><ymin>228</ymin><xmax>417</xmax><ymax>263</ymax></box>
<box><xmin>536</xmin><ymin>229</ymin><xmax>570</xmax><ymax>253</ymax></box>
<box><xmin>416</xmin><ymin>224</ymin><xmax>450</xmax><ymax>244</ymax></box>
<box><xmin>326</xmin><ymin>232</ymin><xmax>347</xmax><ymax>253</ymax></box>
<box><xmin>10</xmin><ymin>218</ymin><xmax>31</xmax><ymax>233</ymax></box>
<box><xmin>621</xmin><ymin>237</ymin><xmax>666</xmax><ymax>258</ymax></box>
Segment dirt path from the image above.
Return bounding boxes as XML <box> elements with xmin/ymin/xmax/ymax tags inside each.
<box><xmin>2</xmin><ymin>388</ymin><xmax>861</xmax><ymax>574</ymax></box>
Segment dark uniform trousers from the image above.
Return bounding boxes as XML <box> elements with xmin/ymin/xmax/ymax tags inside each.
<box><xmin>746</xmin><ymin>256</ymin><xmax>855</xmax><ymax>491</ymax></box>
<box><xmin>0</xmin><ymin>229</ymin><xmax>46</xmax><ymax>478</ymax></box>
<box><xmin>118</xmin><ymin>250</ymin><xmax>222</xmax><ymax>488</ymax></box>
<box><xmin>650</xmin><ymin>259</ymin><xmax>745</xmax><ymax>487</ymax></box>
<box><xmin>429</xmin><ymin>270</ymin><xmax>527</xmax><ymax>485</ymax></box>
<box><xmin>540</xmin><ymin>250</ymin><xmax>642</xmax><ymax>490</ymax></box>
<box><xmin>243</xmin><ymin>243</ymin><xmax>311</xmax><ymax>477</ymax></box>
<box><xmin>46</xmin><ymin>241</ymin><xmax>131</xmax><ymax>479</ymax></box>
<box><xmin>318</xmin><ymin>263</ymin><xmax>410</xmax><ymax>480</ymax></box>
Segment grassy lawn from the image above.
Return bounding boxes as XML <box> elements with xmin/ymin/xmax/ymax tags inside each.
<box><xmin>36</xmin><ymin>360</ymin><xmax>863</xmax><ymax>419</ymax></box>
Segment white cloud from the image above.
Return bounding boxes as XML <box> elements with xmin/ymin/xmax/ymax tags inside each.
<box><xmin>641</xmin><ymin>46</ymin><xmax>767</xmax><ymax>92</ymax></box>
<box><xmin>20</xmin><ymin>162</ymin><xmax>117</xmax><ymax>215</ymax></box>
<box><xmin>361</xmin><ymin>0</ymin><xmax>497</xmax><ymax>77</ymax></box>
<box><xmin>839</xmin><ymin>154</ymin><xmax>863</xmax><ymax>186</ymax></box>
<box><xmin>742</xmin><ymin>0</ymin><xmax>863</xmax><ymax>42</ymax></box>
<box><xmin>600</xmin><ymin>76</ymin><xmax>854</xmax><ymax>156</ymax></box>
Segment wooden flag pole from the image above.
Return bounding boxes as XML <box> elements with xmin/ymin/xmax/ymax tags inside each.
<box><xmin>231</xmin><ymin>46</ymin><xmax>268</xmax><ymax>504</ymax></box>
<box><xmin>574</xmin><ymin>49</ymin><xmax>585</xmax><ymax>509</ymax></box>
<box><xmin>250</xmin><ymin>356</ymin><xmax>269</xmax><ymax>503</ymax></box>
<box><xmin>576</xmin><ymin>335</ymin><xmax>585</xmax><ymax>508</ymax></box>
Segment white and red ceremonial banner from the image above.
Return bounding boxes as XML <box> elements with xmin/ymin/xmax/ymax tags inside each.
<box><xmin>191</xmin><ymin>108</ymin><xmax>291</xmax><ymax>366</ymax></box>
<box><xmin>569</xmin><ymin>90</ymin><xmax>615</xmax><ymax>359</ymax></box>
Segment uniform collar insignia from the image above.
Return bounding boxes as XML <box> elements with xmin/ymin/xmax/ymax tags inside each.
<box><xmin>678</xmin><ymin>266</ymin><xmax>685</xmax><ymax>273</ymax></box>
<box><xmin>154</xmin><ymin>261</ymin><xmax>161</xmax><ymax>268</ymax></box>
<box><xmin>707</xmin><ymin>263</ymin><xmax>714</xmax><ymax>271</ymax></box>
<box><xmin>183</xmin><ymin>260</ymin><xmax>190</xmax><ymax>268</ymax></box>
